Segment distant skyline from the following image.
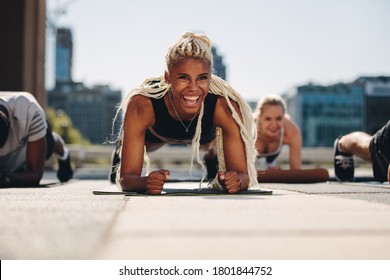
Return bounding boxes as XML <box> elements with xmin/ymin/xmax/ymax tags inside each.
<box><xmin>46</xmin><ymin>0</ymin><xmax>390</xmax><ymax>100</ymax></box>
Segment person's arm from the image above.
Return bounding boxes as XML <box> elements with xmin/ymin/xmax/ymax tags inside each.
<box><xmin>119</xmin><ymin>95</ymin><xmax>170</xmax><ymax>194</ymax></box>
<box><xmin>284</xmin><ymin>119</ymin><xmax>302</xmax><ymax>170</ymax></box>
<box><xmin>213</xmin><ymin>97</ymin><xmax>249</xmax><ymax>193</ymax></box>
<box><xmin>6</xmin><ymin>137</ymin><xmax>46</xmax><ymax>186</ymax></box>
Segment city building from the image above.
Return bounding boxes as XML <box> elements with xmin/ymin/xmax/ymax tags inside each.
<box><xmin>212</xmin><ymin>46</ymin><xmax>226</xmax><ymax>80</ymax></box>
<box><xmin>48</xmin><ymin>82</ymin><xmax>121</xmax><ymax>144</ymax></box>
<box><xmin>352</xmin><ymin>76</ymin><xmax>390</xmax><ymax>134</ymax></box>
<box><xmin>283</xmin><ymin>76</ymin><xmax>390</xmax><ymax>147</ymax></box>
<box><xmin>283</xmin><ymin>82</ymin><xmax>364</xmax><ymax>147</ymax></box>
<box><xmin>48</xmin><ymin>27</ymin><xmax>122</xmax><ymax>144</ymax></box>
<box><xmin>55</xmin><ymin>28</ymin><xmax>73</xmax><ymax>83</ymax></box>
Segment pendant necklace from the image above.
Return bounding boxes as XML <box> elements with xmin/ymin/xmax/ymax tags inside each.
<box><xmin>168</xmin><ymin>92</ymin><xmax>197</xmax><ymax>132</ymax></box>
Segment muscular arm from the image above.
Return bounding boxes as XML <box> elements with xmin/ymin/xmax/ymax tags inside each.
<box><xmin>213</xmin><ymin>97</ymin><xmax>249</xmax><ymax>192</ymax></box>
<box><xmin>119</xmin><ymin>96</ymin><xmax>169</xmax><ymax>193</ymax></box>
<box><xmin>7</xmin><ymin>137</ymin><xmax>46</xmax><ymax>186</ymax></box>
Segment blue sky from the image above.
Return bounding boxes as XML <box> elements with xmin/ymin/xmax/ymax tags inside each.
<box><xmin>46</xmin><ymin>0</ymin><xmax>390</xmax><ymax>100</ymax></box>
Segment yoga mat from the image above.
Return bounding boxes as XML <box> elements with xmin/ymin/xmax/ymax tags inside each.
<box><xmin>257</xmin><ymin>168</ymin><xmax>329</xmax><ymax>183</ymax></box>
<box><xmin>0</xmin><ymin>181</ymin><xmax>64</xmax><ymax>188</ymax></box>
<box><xmin>93</xmin><ymin>185</ymin><xmax>273</xmax><ymax>196</ymax></box>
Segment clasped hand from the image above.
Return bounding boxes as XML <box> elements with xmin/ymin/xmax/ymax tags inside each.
<box><xmin>145</xmin><ymin>169</ymin><xmax>242</xmax><ymax>194</ymax></box>
<box><xmin>146</xmin><ymin>169</ymin><xmax>170</xmax><ymax>194</ymax></box>
<box><xmin>217</xmin><ymin>171</ymin><xmax>242</xmax><ymax>193</ymax></box>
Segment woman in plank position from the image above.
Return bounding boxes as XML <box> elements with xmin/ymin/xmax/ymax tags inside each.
<box><xmin>110</xmin><ymin>32</ymin><xmax>257</xmax><ymax>194</ymax></box>
<box><xmin>253</xmin><ymin>94</ymin><xmax>302</xmax><ymax>170</ymax></box>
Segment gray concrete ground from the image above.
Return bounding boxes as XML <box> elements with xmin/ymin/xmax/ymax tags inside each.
<box><xmin>1</xmin><ymin>167</ymin><xmax>390</xmax><ymax>260</ymax></box>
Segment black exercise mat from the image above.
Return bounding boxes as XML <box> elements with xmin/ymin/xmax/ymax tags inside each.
<box><xmin>93</xmin><ymin>186</ymin><xmax>273</xmax><ymax>196</ymax></box>
<box><xmin>0</xmin><ymin>181</ymin><xmax>64</xmax><ymax>188</ymax></box>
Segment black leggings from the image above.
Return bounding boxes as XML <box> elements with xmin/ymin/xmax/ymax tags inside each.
<box><xmin>369</xmin><ymin>120</ymin><xmax>390</xmax><ymax>182</ymax></box>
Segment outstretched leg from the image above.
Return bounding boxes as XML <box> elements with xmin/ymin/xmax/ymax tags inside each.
<box><xmin>45</xmin><ymin>124</ymin><xmax>73</xmax><ymax>182</ymax></box>
<box><xmin>334</xmin><ymin>136</ymin><xmax>355</xmax><ymax>182</ymax></box>
<box><xmin>52</xmin><ymin>132</ymin><xmax>73</xmax><ymax>182</ymax></box>
<box><xmin>335</xmin><ymin>121</ymin><xmax>390</xmax><ymax>183</ymax></box>
<box><xmin>369</xmin><ymin>121</ymin><xmax>390</xmax><ymax>183</ymax></box>
<box><xmin>334</xmin><ymin>131</ymin><xmax>372</xmax><ymax>182</ymax></box>
<box><xmin>338</xmin><ymin>132</ymin><xmax>372</xmax><ymax>162</ymax></box>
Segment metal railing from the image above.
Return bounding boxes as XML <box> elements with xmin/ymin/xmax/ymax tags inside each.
<box><xmin>59</xmin><ymin>144</ymin><xmax>366</xmax><ymax>168</ymax></box>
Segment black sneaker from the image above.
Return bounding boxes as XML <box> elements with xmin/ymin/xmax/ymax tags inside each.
<box><xmin>334</xmin><ymin>137</ymin><xmax>354</xmax><ymax>182</ymax></box>
<box><xmin>57</xmin><ymin>155</ymin><xmax>73</xmax><ymax>182</ymax></box>
<box><xmin>204</xmin><ymin>155</ymin><xmax>218</xmax><ymax>181</ymax></box>
<box><xmin>109</xmin><ymin>146</ymin><xmax>120</xmax><ymax>184</ymax></box>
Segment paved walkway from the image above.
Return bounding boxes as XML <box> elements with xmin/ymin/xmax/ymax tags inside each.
<box><xmin>1</xmin><ymin>168</ymin><xmax>390</xmax><ymax>260</ymax></box>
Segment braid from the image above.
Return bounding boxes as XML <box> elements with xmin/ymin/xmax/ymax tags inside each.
<box><xmin>166</xmin><ymin>32</ymin><xmax>213</xmax><ymax>69</ymax></box>
<box><xmin>190</xmin><ymin>102</ymin><xmax>206</xmax><ymax>187</ymax></box>
<box><xmin>208</xmin><ymin>75</ymin><xmax>258</xmax><ymax>188</ymax></box>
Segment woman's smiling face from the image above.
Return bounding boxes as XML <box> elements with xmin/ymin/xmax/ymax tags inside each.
<box><xmin>165</xmin><ymin>58</ymin><xmax>211</xmax><ymax>119</ymax></box>
<box><xmin>259</xmin><ymin>104</ymin><xmax>285</xmax><ymax>137</ymax></box>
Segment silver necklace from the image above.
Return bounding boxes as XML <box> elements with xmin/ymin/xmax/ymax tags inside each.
<box><xmin>168</xmin><ymin>92</ymin><xmax>197</xmax><ymax>132</ymax></box>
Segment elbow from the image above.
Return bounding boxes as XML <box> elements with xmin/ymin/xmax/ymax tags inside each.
<box><xmin>33</xmin><ymin>173</ymin><xmax>44</xmax><ymax>185</ymax></box>
<box><xmin>26</xmin><ymin>176</ymin><xmax>42</xmax><ymax>187</ymax></box>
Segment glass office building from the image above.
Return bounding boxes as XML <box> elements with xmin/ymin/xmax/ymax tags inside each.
<box><xmin>284</xmin><ymin>83</ymin><xmax>364</xmax><ymax>147</ymax></box>
<box><xmin>284</xmin><ymin>76</ymin><xmax>390</xmax><ymax>147</ymax></box>
<box><xmin>353</xmin><ymin>76</ymin><xmax>390</xmax><ymax>134</ymax></box>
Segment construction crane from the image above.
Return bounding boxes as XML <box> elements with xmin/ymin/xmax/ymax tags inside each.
<box><xmin>45</xmin><ymin>0</ymin><xmax>78</xmax><ymax>90</ymax></box>
<box><xmin>46</xmin><ymin>0</ymin><xmax>78</xmax><ymax>34</ymax></box>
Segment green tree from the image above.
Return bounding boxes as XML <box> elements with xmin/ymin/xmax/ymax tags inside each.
<box><xmin>46</xmin><ymin>107</ymin><xmax>90</xmax><ymax>145</ymax></box>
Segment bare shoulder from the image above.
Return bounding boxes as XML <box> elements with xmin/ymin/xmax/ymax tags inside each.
<box><xmin>126</xmin><ymin>95</ymin><xmax>152</xmax><ymax>113</ymax></box>
<box><xmin>215</xmin><ymin>95</ymin><xmax>240</xmax><ymax>115</ymax></box>
<box><xmin>284</xmin><ymin>118</ymin><xmax>301</xmax><ymax>139</ymax></box>
<box><xmin>127</xmin><ymin>94</ymin><xmax>151</xmax><ymax>108</ymax></box>
<box><xmin>124</xmin><ymin>95</ymin><xmax>155</xmax><ymax>126</ymax></box>
<box><xmin>214</xmin><ymin>95</ymin><xmax>242</xmax><ymax>127</ymax></box>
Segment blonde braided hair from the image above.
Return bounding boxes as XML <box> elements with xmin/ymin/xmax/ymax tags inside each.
<box><xmin>114</xmin><ymin>32</ymin><xmax>258</xmax><ymax>188</ymax></box>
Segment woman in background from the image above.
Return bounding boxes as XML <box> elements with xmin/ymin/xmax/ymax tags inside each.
<box><xmin>253</xmin><ymin>94</ymin><xmax>302</xmax><ymax>170</ymax></box>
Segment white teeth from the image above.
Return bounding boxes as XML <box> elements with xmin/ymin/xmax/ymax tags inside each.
<box><xmin>184</xmin><ymin>96</ymin><xmax>199</xmax><ymax>101</ymax></box>
<box><xmin>183</xmin><ymin>96</ymin><xmax>199</xmax><ymax>105</ymax></box>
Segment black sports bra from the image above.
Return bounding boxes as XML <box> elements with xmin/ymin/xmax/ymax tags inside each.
<box><xmin>145</xmin><ymin>93</ymin><xmax>218</xmax><ymax>145</ymax></box>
